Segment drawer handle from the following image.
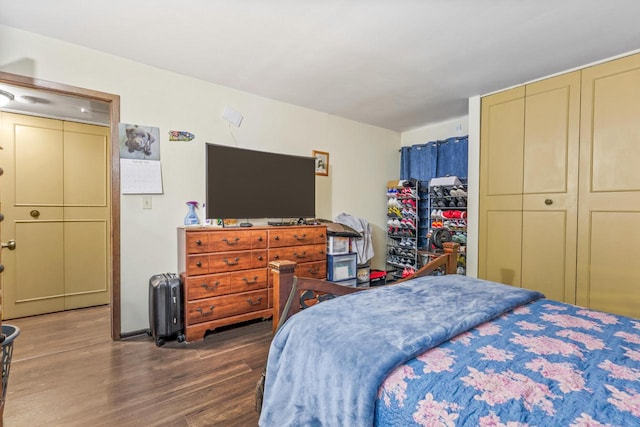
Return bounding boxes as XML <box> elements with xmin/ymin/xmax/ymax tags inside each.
<box><xmin>274</xmin><ymin>254</ymin><xmax>280</xmax><ymax>260</ymax></box>
<box><xmin>545</xmin><ymin>199</ymin><xmax>553</xmax><ymax>206</ymax></box>
<box><xmin>201</xmin><ymin>281</ymin><xmax>219</xmax><ymax>291</ymax></box>
<box><xmin>258</xmin><ymin>256</ymin><xmax>263</xmax><ymax>261</ymax></box>
<box><xmin>319</xmin><ymin>234</ymin><xmax>325</xmax><ymax>238</ymax></box>
<box><xmin>293</xmin><ymin>251</ymin><xmax>307</xmax><ymax>259</ymax></box>
<box><xmin>196</xmin><ymin>305</ymin><xmax>215</xmax><ymax>316</ymax></box>
<box><xmin>222</xmin><ymin>237</ymin><xmax>240</xmax><ymax>245</ymax></box>
<box><xmin>195</xmin><ymin>239</ymin><xmax>202</xmax><ymax>246</ymax></box>
<box><xmin>258</xmin><ymin>236</ymin><xmax>263</xmax><ymax>242</ymax></box>
<box><xmin>223</xmin><ymin>257</ymin><xmax>240</xmax><ymax>266</ymax></box>
<box><xmin>294</xmin><ymin>234</ymin><xmax>307</xmax><ymax>241</ymax></box>
<box><xmin>196</xmin><ymin>261</ymin><xmax>202</xmax><ymax>267</ymax></box>
<box><xmin>247</xmin><ymin>297</ymin><xmax>263</xmax><ymax>306</ymax></box>
<box><xmin>243</xmin><ymin>276</ymin><xmax>259</xmax><ymax>285</ymax></box>
<box><xmin>307</xmin><ymin>267</ymin><xmax>320</xmax><ymax>275</ymax></box>
<box><xmin>274</xmin><ymin>236</ymin><xmax>280</xmax><ymax>241</ymax></box>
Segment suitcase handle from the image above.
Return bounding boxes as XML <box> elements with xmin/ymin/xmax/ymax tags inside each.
<box><xmin>247</xmin><ymin>297</ymin><xmax>263</xmax><ymax>306</ymax></box>
<box><xmin>243</xmin><ymin>276</ymin><xmax>259</xmax><ymax>285</ymax></box>
<box><xmin>223</xmin><ymin>257</ymin><xmax>240</xmax><ymax>266</ymax></box>
<box><xmin>222</xmin><ymin>237</ymin><xmax>240</xmax><ymax>245</ymax></box>
<box><xmin>196</xmin><ymin>305</ymin><xmax>215</xmax><ymax>316</ymax></box>
<box><xmin>201</xmin><ymin>281</ymin><xmax>220</xmax><ymax>291</ymax></box>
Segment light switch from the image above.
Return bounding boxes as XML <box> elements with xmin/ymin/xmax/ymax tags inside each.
<box><xmin>143</xmin><ymin>196</ymin><xmax>152</xmax><ymax>209</ymax></box>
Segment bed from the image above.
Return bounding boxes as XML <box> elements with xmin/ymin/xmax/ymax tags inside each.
<box><xmin>258</xmin><ymin>244</ymin><xmax>640</xmax><ymax>426</ymax></box>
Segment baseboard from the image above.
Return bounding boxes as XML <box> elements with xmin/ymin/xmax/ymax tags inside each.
<box><xmin>120</xmin><ymin>328</ymin><xmax>150</xmax><ymax>340</ymax></box>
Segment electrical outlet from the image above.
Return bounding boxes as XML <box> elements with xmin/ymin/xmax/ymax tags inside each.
<box><xmin>143</xmin><ymin>196</ymin><xmax>152</xmax><ymax>209</ymax></box>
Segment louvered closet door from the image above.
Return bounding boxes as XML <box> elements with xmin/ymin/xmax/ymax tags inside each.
<box><xmin>578</xmin><ymin>53</ymin><xmax>640</xmax><ymax>318</ymax></box>
<box><xmin>479</xmin><ymin>87</ymin><xmax>525</xmax><ymax>286</ymax></box>
<box><xmin>521</xmin><ymin>71</ymin><xmax>580</xmax><ymax>303</ymax></box>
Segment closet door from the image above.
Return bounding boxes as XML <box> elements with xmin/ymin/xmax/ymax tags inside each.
<box><xmin>0</xmin><ymin>113</ymin><xmax>66</xmax><ymax>318</ymax></box>
<box><xmin>479</xmin><ymin>87</ymin><xmax>524</xmax><ymax>286</ymax></box>
<box><xmin>63</xmin><ymin>121</ymin><xmax>110</xmax><ymax>310</ymax></box>
<box><xmin>578</xmin><ymin>53</ymin><xmax>640</xmax><ymax>318</ymax></box>
<box><xmin>480</xmin><ymin>72</ymin><xmax>580</xmax><ymax>302</ymax></box>
<box><xmin>0</xmin><ymin>113</ymin><xmax>110</xmax><ymax>319</ymax></box>
<box><xmin>521</xmin><ymin>71</ymin><xmax>580</xmax><ymax>302</ymax></box>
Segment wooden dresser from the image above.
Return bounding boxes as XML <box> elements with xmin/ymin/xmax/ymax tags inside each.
<box><xmin>177</xmin><ymin>225</ymin><xmax>327</xmax><ymax>342</ymax></box>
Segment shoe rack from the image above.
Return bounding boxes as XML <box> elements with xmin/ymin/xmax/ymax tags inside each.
<box><xmin>386</xmin><ymin>181</ymin><xmax>419</xmax><ymax>281</ymax></box>
<box><xmin>427</xmin><ymin>182</ymin><xmax>468</xmax><ymax>275</ymax></box>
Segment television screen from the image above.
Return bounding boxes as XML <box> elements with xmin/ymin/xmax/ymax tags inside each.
<box><xmin>206</xmin><ymin>144</ymin><xmax>316</xmax><ymax>221</ymax></box>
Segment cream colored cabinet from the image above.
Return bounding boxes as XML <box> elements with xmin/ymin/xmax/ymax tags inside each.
<box><xmin>480</xmin><ymin>71</ymin><xmax>580</xmax><ymax>304</ymax></box>
<box><xmin>577</xmin><ymin>54</ymin><xmax>640</xmax><ymax>318</ymax></box>
<box><xmin>481</xmin><ymin>53</ymin><xmax>640</xmax><ymax>318</ymax></box>
<box><xmin>0</xmin><ymin>113</ymin><xmax>110</xmax><ymax>319</ymax></box>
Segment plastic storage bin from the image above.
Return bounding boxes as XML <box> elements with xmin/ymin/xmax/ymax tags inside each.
<box><xmin>327</xmin><ymin>253</ymin><xmax>357</xmax><ymax>281</ymax></box>
<box><xmin>326</xmin><ymin>236</ymin><xmax>350</xmax><ymax>255</ymax></box>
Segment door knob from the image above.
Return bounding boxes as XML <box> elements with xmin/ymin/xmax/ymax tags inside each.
<box><xmin>1</xmin><ymin>240</ymin><xmax>16</xmax><ymax>250</ymax></box>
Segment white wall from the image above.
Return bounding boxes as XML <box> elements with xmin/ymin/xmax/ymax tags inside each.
<box><xmin>400</xmin><ymin>116</ymin><xmax>468</xmax><ymax>147</ymax></box>
<box><xmin>0</xmin><ymin>25</ymin><xmax>400</xmax><ymax>333</ymax></box>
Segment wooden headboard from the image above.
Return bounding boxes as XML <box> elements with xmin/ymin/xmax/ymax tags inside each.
<box><xmin>269</xmin><ymin>242</ymin><xmax>459</xmax><ymax>332</ymax></box>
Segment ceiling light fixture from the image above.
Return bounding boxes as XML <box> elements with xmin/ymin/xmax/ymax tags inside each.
<box><xmin>0</xmin><ymin>89</ymin><xmax>15</xmax><ymax>107</ymax></box>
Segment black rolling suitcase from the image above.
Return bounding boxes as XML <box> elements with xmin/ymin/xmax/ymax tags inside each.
<box><xmin>148</xmin><ymin>273</ymin><xmax>185</xmax><ymax>346</ymax></box>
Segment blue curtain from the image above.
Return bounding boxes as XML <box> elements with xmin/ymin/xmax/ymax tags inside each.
<box><xmin>400</xmin><ymin>136</ymin><xmax>469</xmax><ymax>250</ymax></box>
<box><xmin>400</xmin><ymin>135</ymin><xmax>468</xmax><ymax>182</ymax></box>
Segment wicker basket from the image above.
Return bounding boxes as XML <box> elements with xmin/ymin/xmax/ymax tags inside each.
<box><xmin>0</xmin><ymin>325</ymin><xmax>20</xmax><ymax>425</ymax></box>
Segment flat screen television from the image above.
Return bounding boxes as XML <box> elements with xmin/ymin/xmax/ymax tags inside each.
<box><xmin>205</xmin><ymin>143</ymin><xmax>316</xmax><ymax>223</ymax></box>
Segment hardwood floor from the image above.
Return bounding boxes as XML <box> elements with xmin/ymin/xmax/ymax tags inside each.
<box><xmin>2</xmin><ymin>306</ymin><xmax>272</xmax><ymax>426</ymax></box>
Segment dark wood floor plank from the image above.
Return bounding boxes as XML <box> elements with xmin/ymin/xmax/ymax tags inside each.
<box><xmin>2</xmin><ymin>306</ymin><xmax>271</xmax><ymax>426</ymax></box>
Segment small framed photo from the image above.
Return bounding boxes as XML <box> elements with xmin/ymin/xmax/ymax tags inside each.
<box><xmin>313</xmin><ymin>150</ymin><xmax>329</xmax><ymax>176</ymax></box>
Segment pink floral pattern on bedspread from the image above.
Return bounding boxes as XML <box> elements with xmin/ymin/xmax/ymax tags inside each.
<box><xmin>375</xmin><ymin>300</ymin><xmax>640</xmax><ymax>426</ymax></box>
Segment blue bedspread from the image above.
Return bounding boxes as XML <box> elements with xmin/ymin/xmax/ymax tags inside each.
<box><xmin>375</xmin><ymin>299</ymin><xmax>640</xmax><ymax>426</ymax></box>
<box><xmin>258</xmin><ymin>275</ymin><xmax>543</xmax><ymax>427</ymax></box>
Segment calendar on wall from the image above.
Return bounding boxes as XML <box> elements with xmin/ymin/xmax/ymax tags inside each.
<box><xmin>120</xmin><ymin>159</ymin><xmax>163</xmax><ymax>194</ymax></box>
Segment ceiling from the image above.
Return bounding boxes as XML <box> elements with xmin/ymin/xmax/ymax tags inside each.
<box><xmin>1</xmin><ymin>1</ymin><xmax>640</xmax><ymax>132</ymax></box>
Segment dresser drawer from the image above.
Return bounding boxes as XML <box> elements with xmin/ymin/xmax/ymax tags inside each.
<box><xmin>186</xmin><ymin>289</ymin><xmax>268</xmax><ymax>325</ymax></box>
<box><xmin>295</xmin><ymin>261</ymin><xmax>326</xmax><ymax>280</ymax></box>
<box><xmin>269</xmin><ymin>244</ymin><xmax>326</xmax><ymax>263</ymax></box>
<box><xmin>269</xmin><ymin>226</ymin><xmax>326</xmax><ymax>248</ymax></box>
<box><xmin>187</xmin><ymin>254</ymin><xmax>209</xmax><ymax>276</ymax></box>
<box><xmin>228</xmin><ymin>268</ymin><xmax>268</xmax><ymax>293</ymax></box>
<box><xmin>186</xmin><ymin>273</ymin><xmax>231</xmax><ymax>300</ymax></box>
<box><xmin>187</xmin><ymin>232</ymin><xmax>210</xmax><ymax>254</ymax></box>
<box><xmin>208</xmin><ymin>250</ymin><xmax>254</xmax><ymax>273</ymax></box>
<box><xmin>251</xmin><ymin>230</ymin><xmax>268</xmax><ymax>249</ymax></box>
<box><xmin>208</xmin><ymin>230</ymin><xmax>253</xmax><ymax>252</ymax></box>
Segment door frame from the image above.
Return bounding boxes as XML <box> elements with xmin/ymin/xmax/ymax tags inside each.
<box><xmin>0</xmin><ymin>71</ymin><xmax>121</xmax><ymax>340</ymax></box>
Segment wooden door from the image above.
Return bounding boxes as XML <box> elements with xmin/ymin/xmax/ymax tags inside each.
<box><xmin>0</xmin><ymin>113</ymin><xmax>110</xmax><ymax>319</ymax></box>
<box><xmin>479</xmin><ymin>87</ymin><xmax>525</xmax><ymax>286</ymax></box>
<box><xmin>62</xmin><ymin>121</ymin><xmax>110</xmax><ymax>310</ymax></box>
<box><xmin>480</xmin><ymin>74</ymin><xmax>580</xmax><ymax>304</ymax></box>
<box><xmin>521</xmin><ymin>71</ymin><xmax>580</xmax><ymax>303</ymax></box>
<box><xmin>578</xmin><ymin>53</ymin><xmax>640</xmax><ymax>318</ymax></box>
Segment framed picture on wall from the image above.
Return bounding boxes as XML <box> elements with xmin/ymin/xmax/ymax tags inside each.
<box><xmin>313</xmin><ymin>150</ymin><xmax>329</xmax><ymax>176</ymax></box>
